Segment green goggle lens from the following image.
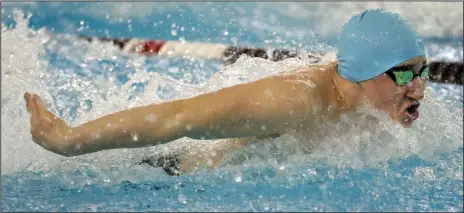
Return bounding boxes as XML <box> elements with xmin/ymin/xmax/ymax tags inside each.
<box><xmin>392</xmin><ymin>71</ymin><xmax>414</xmax><ymax>85</ymax></box>
<box><xmin>421</xmin><ymin>67</ymin><xmax>429</xmax><ymax>79</ymax></box>
<box><xmin>391</xmin><ymin>67</ymin><xmax>429</xmax><ymax>86</ymax></box>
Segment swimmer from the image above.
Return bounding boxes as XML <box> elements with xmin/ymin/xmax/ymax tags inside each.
<box><xmin>24</xmin><ymin>9</ymin><xmax>428</xmax><ymax>174</ymax></box>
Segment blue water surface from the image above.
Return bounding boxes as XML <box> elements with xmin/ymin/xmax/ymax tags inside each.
<box><xmin>1</xmin><ymin>2</ymin><xmax>463</xmax><ymax>212</ymax></box>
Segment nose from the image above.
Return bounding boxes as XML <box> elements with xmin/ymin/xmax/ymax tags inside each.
<box><xmin>405</xmin><ymin>76</ymin><xmax>425</xmax><ymax>100</ymax></box>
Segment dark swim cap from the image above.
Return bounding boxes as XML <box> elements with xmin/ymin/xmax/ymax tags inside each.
<box><xmin>337</xmin><ymin>8</ymin><xmax>426</xmax><ymax>82</ymax></box>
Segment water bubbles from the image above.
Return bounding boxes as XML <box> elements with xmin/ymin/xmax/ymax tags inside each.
<box><xmin>88</xmin><ymin>205</ymin><xmax>98</xmax><ymax>212</ymax></box>
<box><xmin>234</xmin><ymin>173</ymin><xmax>243</xmax><ymax>182</ymax></box>
<box><xmin>307</xmin><ymin>168</ymin><xmax>317</xmax><ymax>176</ymax></box>
<box><xmin>413</xmin><ymin>167</ymin><xmax>436</xmax><ymax>180</ymax></box>
<box><xmin>230</xmin><ymin>36</ymin><xmax>238</xmax><ymax>45</ymax></box>
<box><xmin>186</xmin><ymin>124</ymin><xmax>192</xmax><ymax>131</ymax></box>
<box><xmin>206</xmin><ymin>159</ymin><xmax>214</xmax><ymax>167</ymax></box>
<box><xmin>178</xmin><ymin>194</ymin><xmax>187</xmax><ymax>204</ymax></box>
<box><xmin>168</xmin><ymin>67</ymin><xmax>179</xmax><ymax>73</ymax></box>
<box><xmin>350</xmin><ymin>134</ymin><xmax>361</xmax><ymax>143</ymax></box>
<box><xmin>171</xmin><ymin>29</ymin><xmax>178</xmax><ymax>36</ymax></box>
<box><xmin>361</xmin><ymin>131</ymin><xmax>372</xmax><ymax>139</ymax></box>
<box><xmin>327</xmin><ymin>170</ymin><xmax>335</xmax><ymax>180</ymax></box>
<box><xmin>223</xmin><ymin>30</ymin><xmax>229</xmax><ymax>36</ymax></box>
<box><xmin>2</xmin><ymin>6</ymin><xmax>463</xmax><ymax>212</ymax></box>
<box><xmin>127</xmin><ymin>132</ymin><xmax>139</xmax><ymax>143</ymax></box>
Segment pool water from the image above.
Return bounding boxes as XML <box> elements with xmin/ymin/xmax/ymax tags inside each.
<box><xmin>1</xmin><ymin>2</ymin><xmax>463</xmax><ymax>212</ymax></box>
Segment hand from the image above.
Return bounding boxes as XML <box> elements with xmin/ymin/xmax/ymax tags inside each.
<box><xmin>24</xmin><ymin>92</ymin><xmax>73</xmax><ymax>156</ymax></box>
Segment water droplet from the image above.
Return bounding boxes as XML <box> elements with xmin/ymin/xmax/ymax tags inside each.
<box><xmin>131</xmin><ymin>133</ymin><xmax>139</xmax><ymax>141</ymax></box>
<box><xmin>92</xmin><ymin>132</ymin><xmax>100</xmax><ymax>139</ymax></box>
<box><xmin>168</xmin><ymin>67</ymin><xmax>179</xmax><ymax>73</ymax></box>
<box><xmin>171</xmin><ymin>29</ymin><xmax>178</xmax><ymax>36</ymax></box>
<box><xmin>264</xmin><ymin>88</ymin><xmax>273</xmax><ymax>97</ymax></box>
<box><xmin>234</xmin><ymin>174</ymin><xmax>242</xmax><ymax>182</ymax></box>
<box><xmin>178</xmin><ymin>194</ymin><xmax>187</xmax><ymax>204</ymax></box>
<box><xmin>207</xmin><ymin>159</ymin><xmax>214</xmax><ymax>167</ymax></box>
<box><xmin>145</xmin><ymin>114</ymin><xmax>157</xmax><ymax>123</ymax></box>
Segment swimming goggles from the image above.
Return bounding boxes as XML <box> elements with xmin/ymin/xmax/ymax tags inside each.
<box><xmin>385</xmin><ymin>62</ymin><xmax>429</xmax><ymax>86</ymax></box>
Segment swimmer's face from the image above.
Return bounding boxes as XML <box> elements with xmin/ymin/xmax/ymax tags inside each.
<box><xmin>359</xmin><ymin>56</ymin><xmax>426</xmax><ymax>127</ymax></box>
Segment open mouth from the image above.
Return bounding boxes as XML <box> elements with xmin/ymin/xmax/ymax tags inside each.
<box><xmin>403</xmin><ymin>101</ymin><xmax>420</xmax><ymax>122</ymax></box>
<box><xmin>406</xmin><ymin>102</ymin><xmax>420</xmax><ymax>114</ymax></box>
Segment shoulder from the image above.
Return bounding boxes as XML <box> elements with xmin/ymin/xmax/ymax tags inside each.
<box><xmin>276</xmin><ymin>61</ymin><xmax>338</xmax><ymax>83</ymax></box>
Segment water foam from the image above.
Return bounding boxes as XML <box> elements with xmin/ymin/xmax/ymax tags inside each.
<box><xmin>1</xmin><ymin>11</ymin><xmax>462</xmax><ymax>186</ymax></box>
<box><xmin>6</xmin><ymin>2</ymin><xmax>462</xmax><ymax>38</ymax></box>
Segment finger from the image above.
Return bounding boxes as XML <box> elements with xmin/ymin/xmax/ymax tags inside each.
<box><xmin>29</xmin><ymin>95</ymin><xmax>42</xmax><ymax>133</ymax></box>
<box><xmin>33</xmin><ymin>94</ymin><xmax>62</xmax><ymax>124</ymax></box>
<box><xmin>32</xmin><ymin>94</ymin><xmax>59</xmax><ymax>122</ymax></box>
<box><xmin>24</xmin><ymin>92</ymin><xmax>32</xmax><ymax>113</ymax></box>
<box><xmin>32</xmin><ymin>94</ymin><xmax>46</xmax><ymax>115</ymax></box>
<box><xmin>31</xmin><ymin>95</ymin><xmax>42</xmax><ymax>119</ymax></box>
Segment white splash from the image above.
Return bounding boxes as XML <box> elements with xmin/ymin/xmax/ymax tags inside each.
<box><xmin>1</xmin><ymin>10</ymin><xmax>462</xmax><ymax>187</ymax></box>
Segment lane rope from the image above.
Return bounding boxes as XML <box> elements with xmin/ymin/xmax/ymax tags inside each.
<box><xmin>80</xmin><ymin>35</ymin><xmax>463</xmax><ymax>85</ymax></box>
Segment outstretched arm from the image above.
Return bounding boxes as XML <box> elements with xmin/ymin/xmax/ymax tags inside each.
<box><xmin>24</xmin><ymin>70</ymin><xmax>318</xmax><ymax>157</ymax></box>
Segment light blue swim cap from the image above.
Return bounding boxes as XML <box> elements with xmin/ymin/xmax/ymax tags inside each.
<box><xmin>337</xmin><ymin>8</ymin><xmax>426</xmax><ymax>82</ymax></box>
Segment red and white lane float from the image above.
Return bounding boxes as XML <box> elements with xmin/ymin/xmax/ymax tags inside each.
<box><xmin>79</xmin><ymin>35</ymin><xmax>463</xmax><ymax>85</ymax></box>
